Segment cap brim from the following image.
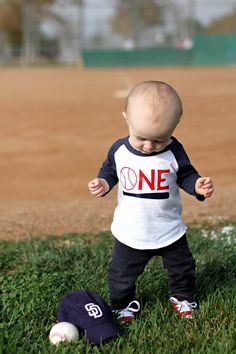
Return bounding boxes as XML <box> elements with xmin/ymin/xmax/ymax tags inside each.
<box><xmin>85</xmin><ymin>321</ymin><xmax>121</xmax><ymax>344</ymax></box>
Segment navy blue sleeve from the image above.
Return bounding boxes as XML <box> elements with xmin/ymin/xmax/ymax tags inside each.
<box><xmin>97</xmin><ymin>138</ymin><xmax>125</xmax><ymax>194</ymax></box>
<box><xmin>171</xmin><ymin>138</ymin><xmax>205</xmax><ymax>201</ymax></box>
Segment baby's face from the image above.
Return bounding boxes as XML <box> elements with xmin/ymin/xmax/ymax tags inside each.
<box><xmin>128</xmin><ymin>129</ymin><xmax>171</xmax><ymax>154</ymax></box>
<box><xmin>124</xmin><ymin>99</ymin><xmax>178</xmax><ymax>154</ymax></box>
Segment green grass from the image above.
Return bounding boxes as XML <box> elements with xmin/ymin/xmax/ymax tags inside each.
<box><xmin>1</xmin><ymin>222</ymin><xmax>236</xmax><ymax>354</ymax></box>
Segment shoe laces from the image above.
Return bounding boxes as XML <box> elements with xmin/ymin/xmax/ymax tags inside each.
<box><xmin>170</xmin><ymin>297</ymin><xmax>197</xmax><ymax>319</ymax></box>
<box><xmin>115</xmin><ymin>300</ymin><xmax>140</xmax><ymax>321</ymax></box>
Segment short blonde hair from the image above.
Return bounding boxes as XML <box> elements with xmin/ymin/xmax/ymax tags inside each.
<box><xmin>125</xmin><ymin>80</ymin><xmax>183</xmax><ymax>119</ymax></box>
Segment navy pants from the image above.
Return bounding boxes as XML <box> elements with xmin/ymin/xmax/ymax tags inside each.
<box><xmin>108</xmin><ymin>234</ymin><xmax>196</xmax><ymax>309</ymax></box>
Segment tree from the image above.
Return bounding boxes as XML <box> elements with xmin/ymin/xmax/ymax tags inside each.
<box><xmin>0</xmin><ymin>1</ymin><xmax>53</xmax><ymax>45</ymax></box>
<box><xmin>207</xmin><ymin>10</ymin><xmax>236</xmax><ymax>33</ymax></box>
<box><xmin>110</xmin><ymin>0</ymin><xmax>163</xmax><ymax>45</ymax></box>
<box><xmin>0</xmin><ymin>0</ymin><xmax>82</xmax><ymax>45</ymax></box>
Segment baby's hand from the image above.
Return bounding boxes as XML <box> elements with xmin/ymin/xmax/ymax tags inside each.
<box><xmin>195</xmin><ymin>177</ymin><xmax>214</xmax><ymax>198</ymax></box>
<box><xmin>88</xmin><ymin>178</ymin><xmax>109</xmax><ymax>197</ymax></box>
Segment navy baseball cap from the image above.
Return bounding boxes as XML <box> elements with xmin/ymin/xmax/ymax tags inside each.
<box><xmin>57</xmin><ymin>291</ymin><xmax>121</xmax><ymax>344</ymax></box>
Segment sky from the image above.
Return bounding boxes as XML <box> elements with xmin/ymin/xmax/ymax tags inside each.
<box><xmin>83</xmin><ymin>0</ymin><xmax>236</xmax><ymax>25</ymax></box>
<box><xmin>43</xmin><ymin>0</ymin><xmax>236</xmax><ymax>39</ymax></box>
<box><xmin>176</xmin><ymin>0</ymin><xmax>236</xmax><ymax>25</ymax></box>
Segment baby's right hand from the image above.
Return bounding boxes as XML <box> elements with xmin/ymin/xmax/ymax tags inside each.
<box><xmin>88</xmin><ymin>178</ymin><xmax>109</xmax><ymax>197</ymax></box>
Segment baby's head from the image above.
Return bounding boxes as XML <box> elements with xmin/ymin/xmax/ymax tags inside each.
<box><xmin>123</xmin><ymin>81</ymin><xmax>182</xmax><ymax>154</ymax></box>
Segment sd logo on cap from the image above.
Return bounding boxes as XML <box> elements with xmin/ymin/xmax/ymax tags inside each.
<box><xmin>57</xmin><ymin>291</ymin><xmax>121</xmax><ymax>344</ymax></box>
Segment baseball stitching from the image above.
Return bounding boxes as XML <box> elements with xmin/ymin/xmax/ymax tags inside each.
<box><xmin>120</xmin><ymin>167</ymin><xmax>137</xmax><ymax>190</ymax></box>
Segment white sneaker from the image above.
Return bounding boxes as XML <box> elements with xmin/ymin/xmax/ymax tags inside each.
<box><xmin>170</xmin><ymin>297</ymin><xmax>197</xmax><ymax>319</ymax></box>
<box><xmin>114</xmin><ymin>300</ymin><xmax>140</xmax><ymax>323</ymax></box>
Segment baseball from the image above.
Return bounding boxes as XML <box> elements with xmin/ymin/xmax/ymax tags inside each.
<box><xmin>49</xmin><ymin>322</ymin><xmax>79</xmax><ymax>345</ymax></box>
<box><xmin>120</xmin><ymin>167</ymin><xmax>137</xmax><ymax>190</ymax></box>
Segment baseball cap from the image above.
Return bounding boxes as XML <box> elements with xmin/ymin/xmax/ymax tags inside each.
<box><xmin>57</xmin><ymin>291</ymin><xmax>121</xmax><ymax>344</ymax></box>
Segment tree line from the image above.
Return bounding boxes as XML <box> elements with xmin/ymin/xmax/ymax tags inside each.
<box><xmin>0</xmin><ymin>0</ymin><xmax>235</xmax><ymax>47</ymax></box>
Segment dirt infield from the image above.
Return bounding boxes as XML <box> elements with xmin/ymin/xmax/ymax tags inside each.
<box><xmin>0</xmin><ymin>66</ymin><xmax>235</xmax><ymax>240</ymax></box>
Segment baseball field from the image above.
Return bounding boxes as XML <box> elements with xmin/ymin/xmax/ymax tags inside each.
<box><xmin>0</xmin><ymin>66</ymin><xmax>235</xmax><ymax>240</ymax></box>
<box><xmin>1</xmin><ymin>66</ymin><xmax>236</xmax><ymax>353</ymax></box>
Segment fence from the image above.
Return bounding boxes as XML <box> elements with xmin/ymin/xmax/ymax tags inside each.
<box><xmin>0</xmin><ymin>1</ymin><xmax>236</xmax><ymax>67</ymax></box>
<box><xmin>193</xmin><ymin>33</ymin><xmax>236</xmax><ymax>65</ymax></box>
<box><xmin>82</xmin><ymin>34</ymin><xmax>236</xmax><ymax>67</ymax></box>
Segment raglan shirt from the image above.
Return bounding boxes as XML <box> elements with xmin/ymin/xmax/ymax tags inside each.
<box><xmin>98</xmin><ymin>136</ymin><xmax>204</xmax><ymax>250</ymax></box>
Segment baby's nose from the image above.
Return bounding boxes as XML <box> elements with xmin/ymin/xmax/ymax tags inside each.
<box><xmin>144</xmin><ymin>141</ymin><xmax>155</xmax><ymax>151</ymax></box>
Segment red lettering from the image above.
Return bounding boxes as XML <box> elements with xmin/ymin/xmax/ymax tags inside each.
<box><xmin>157</xmin><ymin>169</ymin><xmax>170</xmax><ymax>190</ymax></box>
<box><xmin>138</xmin><ymin>169</ymin><xmax>155</xmax><ymax>190</ymax></box>
<box><xmin>138</xmin><ymin>169</ymin><xmax>170</xmax><ymax>191</ymax></box>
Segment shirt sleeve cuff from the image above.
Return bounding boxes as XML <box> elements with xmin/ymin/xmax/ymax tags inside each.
<box><xmin>195</xmin><ymin>192</ymin><xmax>205</xmax><ymax>201</ymax></box>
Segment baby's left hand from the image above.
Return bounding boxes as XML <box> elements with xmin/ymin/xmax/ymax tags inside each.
<box><xmin>195</xmin><ymin>177</ymin><xmax>214</xmax><ymax>198</ymax></box>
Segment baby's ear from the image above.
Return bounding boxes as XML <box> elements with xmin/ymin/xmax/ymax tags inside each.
<box><xmin>177</xmin><ymin>116</ymin><xmax>182</xmax><ymax>124</ymax></box>
<box><xmin>122</xmin><ymin>112</ymin><xmax>129</xmax><ymax>125</ymax></box>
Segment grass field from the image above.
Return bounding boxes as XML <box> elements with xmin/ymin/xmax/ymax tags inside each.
<box><xmin>1</xmin><ymin>221</ymin><xmax>235</xmax><ymax>354</ymax></box>
<box><xmin>0</xmin><ymin>66</ymin><xmax>235</xmax><ymax>353</ymax></box>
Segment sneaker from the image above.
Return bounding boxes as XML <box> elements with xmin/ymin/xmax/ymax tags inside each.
<box><xmin>113</xmin><ymin>300</ymin><xmax>140</xmax><ymax>323</ymax></box>
<box><xmin>169</xmin><ymin>297</ymin><xmax>197</xmax><ymax>319</ymax></box>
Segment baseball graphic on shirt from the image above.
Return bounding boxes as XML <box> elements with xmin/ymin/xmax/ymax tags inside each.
<box><xmin>120</xmin><ymin>167</ymin><xmax>137</xmax><ymax>190</ymax></box>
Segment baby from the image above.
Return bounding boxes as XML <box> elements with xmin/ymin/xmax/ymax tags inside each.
<box><xmin>88</xmin><ymin>81</ymin><xmax>214</xmax><ymax>321</ymax></box>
